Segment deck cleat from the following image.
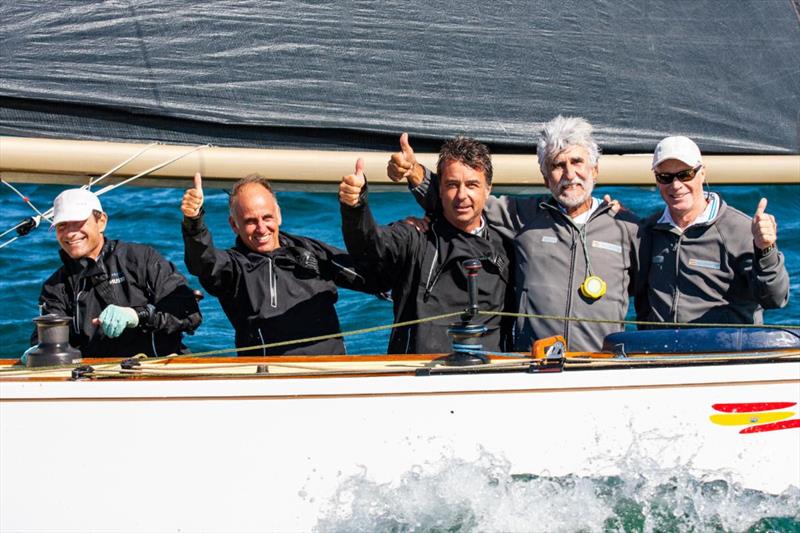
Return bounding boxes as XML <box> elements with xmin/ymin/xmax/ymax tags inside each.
<box><xmin>529</xmin><ymin>335</ymin><xmax>566</xmax><ymax>372</ymax></box>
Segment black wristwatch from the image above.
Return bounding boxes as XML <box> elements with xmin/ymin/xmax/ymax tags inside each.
<box><xmin>756</xmin><ymin>244</ymin><xmax>776</xmax><ymax>258</ymax></box>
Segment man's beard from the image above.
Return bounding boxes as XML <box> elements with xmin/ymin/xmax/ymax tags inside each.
<box><xmin>552</xmin><ymin>177</ymin><xmax>594</xmax><ymax>209</ymax></box>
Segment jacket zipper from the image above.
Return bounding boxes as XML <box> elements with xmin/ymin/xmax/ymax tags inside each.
<box><xmin>423</xmin><ymin>227</ymin><xmax>441</xmax><ymax>295</ymax></box>
<box><xmin>268</xmin><ymin>258</ymin><xmax>277</xmax><ymax>308</ymax></box>
<box><xmin>73</xmin><ymin>277</ymin><xmax>87</xmax><ymax>334</ymax></box>
<box><xmin>670</xmin><ymin>234</ymin><xmax>683</xmax><ymax>321</ymax></box>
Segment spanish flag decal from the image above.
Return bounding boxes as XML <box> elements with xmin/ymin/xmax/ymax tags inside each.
<box><xmin>710</xmin><ymin>402</ymin><xmax>800</xmax><ymax>434</ymax></box>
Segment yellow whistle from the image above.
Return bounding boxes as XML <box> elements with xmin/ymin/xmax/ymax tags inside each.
<box><xmin>580</xmin><ymin>275</ymin><xmax>607</xmax><ymax>300</ymax></box>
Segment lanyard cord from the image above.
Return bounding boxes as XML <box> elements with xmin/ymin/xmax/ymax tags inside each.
<box><xmin>578</xmin><ymin>223</ymin><xmax>593</xmax><ymax>279</ymax></box>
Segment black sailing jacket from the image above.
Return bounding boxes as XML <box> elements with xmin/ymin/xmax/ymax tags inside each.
<box><xmin>340</xmin><ymin>190</ymin><xmax>514</xmax><ymax>354</ymax></box>
<box><xmin>182</xmin><ymin>214</ymin><xmax>379</xmax><ymax>355</ymax></box>
<box><xmin>35</xmin><ymin>239</ymin><xmax>202</xmax><ymax>357</ymax></box>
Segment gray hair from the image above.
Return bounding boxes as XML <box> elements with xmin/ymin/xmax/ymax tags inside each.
<box><xmin>536</xmin><ymin>116</ymin><xmax>600</xmax><ymax>178</ymax></box>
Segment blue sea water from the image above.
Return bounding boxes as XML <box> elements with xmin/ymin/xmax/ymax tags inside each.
<box><xmin>1</xmin><ymin>183</ymin><xmax>798</xmax><ymax>358</ymax></box>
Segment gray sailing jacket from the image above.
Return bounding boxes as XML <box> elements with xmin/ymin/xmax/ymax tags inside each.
<box><xmin>413</xmin><ymin>170</ymin><xmax>642</xmax><ymax>353</ymax></box>
<box><xmin>641</xmin><ymin>195</ymin><xmax>789</xmax><ymax>325</ymax></box>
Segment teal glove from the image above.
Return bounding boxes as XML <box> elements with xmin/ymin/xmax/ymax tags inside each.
<box><xmin>98</xmin><ymin>305</ymin><xmax>139</xmax><ymax>338</ymax></box>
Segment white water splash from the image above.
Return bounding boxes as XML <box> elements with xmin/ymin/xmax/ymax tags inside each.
<box><xmin>313</xmin><ymin>450</ymin><xmax>800</xmax><ymax>533</ymax></box>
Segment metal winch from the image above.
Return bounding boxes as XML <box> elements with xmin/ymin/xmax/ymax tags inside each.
<box><xmin>22</xmin><ymin>314</ymin><xmax>82</xmax><ymax>367</ymax></box>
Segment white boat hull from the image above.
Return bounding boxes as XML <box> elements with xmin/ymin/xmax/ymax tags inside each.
<box><xmin>2</xmin><ymin>361</ymin><xmax>799</xmax><ymax>532</ymax></box>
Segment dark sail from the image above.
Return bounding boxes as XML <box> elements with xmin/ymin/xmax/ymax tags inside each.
<box><xmin>1</xmin><ymin>1</ymin><xmax>798</xmax><ymax>153</ymax></box>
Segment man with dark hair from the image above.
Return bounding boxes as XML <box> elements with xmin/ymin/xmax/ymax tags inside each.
<box><xmin>339</xmin><ymin>137</ymin><xmax>514</xmax><ymax>354</ymax></box>
<box><xmin>181</xmin><ymin>173</ymin><xmax>377</xmax><ymax>355</ymax></box>
<box><xmin>35</xmin><ymin>188</ymin><xmax>201</xmax><ymax>357</ymax></box>
<box><xmin>389</xmin><ymin>118</ymin><xmax>642</xmax><ymax>353</ymax></box>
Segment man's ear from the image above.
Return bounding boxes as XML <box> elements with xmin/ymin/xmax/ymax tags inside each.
<box><xmin>276</xmin><ymin>203</ymin><xmax>282</xmax><ymax>226</ymax></box>
<box><xmin>592</xmin><ymin>162</ymin><xmax>599</xmax><ymax>181</ymax></box>
<box><xmin>228</xmin><ymin>216</ymin><xmax>238</xmax><ymax>233</ymax></box>
<box><xmin>97</xmin><ymin>212</ymin><xmax>109</xmax><ymax>232</ymax></box>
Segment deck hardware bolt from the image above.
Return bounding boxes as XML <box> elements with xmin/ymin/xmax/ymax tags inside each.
<box><xmin>70</xmin><ymin>365</ymin><xmax>95</xmax><ymax>381</ymax></box>
<box><xmin>120</xmin><ymin>358</ymin><xmax>141</xmax><ymax>370</ymax></box>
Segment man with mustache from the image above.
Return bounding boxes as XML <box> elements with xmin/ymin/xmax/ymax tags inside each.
<box><xmin>641</xmin><ymin>136</ymin><xmax>789</xmax><ymax>324</ymax></box>
<box><xmin>34</xmin><ymin>188</ymin><xmax>202</xmax><ymax>358</ymax></box>
<box><xmin>388</xmin><ymin>116</ymin><xmax>642</xmax><ymax>352</ymax></box>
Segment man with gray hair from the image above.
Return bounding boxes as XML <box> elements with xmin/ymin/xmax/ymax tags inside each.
<box><xmin>388</xmin><ymin>116</ymin><xmax>642</xmax><ymax>352</ymax></box>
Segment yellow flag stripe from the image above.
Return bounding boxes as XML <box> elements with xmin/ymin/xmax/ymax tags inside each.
<box><xmin>710</xmin><ymin>411</ymin><xmax>796</xmax><ymax>426</ymax></box>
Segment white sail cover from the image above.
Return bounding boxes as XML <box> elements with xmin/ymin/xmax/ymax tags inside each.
<box><xmin>1</xmin><ymin>1</ymin><xmax>798</xmax><ymax>153</ymax></box>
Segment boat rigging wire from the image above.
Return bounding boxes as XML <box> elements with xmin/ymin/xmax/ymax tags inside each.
<box><xmin>87</xmin><ymin>142</ymin><xmax>161</xmax><ymax>188</ymax></box>
<box><xmin>92</xmin><ymin>143</ymin><xmax>210</xmax><ymax>197</ymax></box>
<box><xmin>0</xmin><ymin>143</ymin><xmax>209</xmax><ymax>249</ymax></box>
<box><xmin>0</xmin><ymin>179</ymin><xmax>49</xmax><ymax>220</ymax></box>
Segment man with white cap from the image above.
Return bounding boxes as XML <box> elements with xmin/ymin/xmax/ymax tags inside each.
<box><xmin>640</xmin><ymin>136</ymin><xmax>789</xmax><ymax>324</ymax></box>
<box><xmin>33</xmin><ymin>188</ymin><xmax>202</xmax><ymax>357</ymax></box>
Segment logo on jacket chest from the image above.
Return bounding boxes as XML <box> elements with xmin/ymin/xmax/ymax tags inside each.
<box><xmin>688</xmin><ymin>258</ymin><xmax>721</xmax><ymax>270</ymax></box>
<box><xmin>108</xmin><ymin>272</ymin><xmax>126</xmax><ymax>285</ymax></box>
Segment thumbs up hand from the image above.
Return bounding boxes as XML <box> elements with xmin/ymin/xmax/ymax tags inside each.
<box><xmin>181</xmin><ymin>172</ymin><xmax>205</xmax><ymax>218</ymax></box>
<box><xmin>387</xmin><ymin>132</ymin><xmax>424</xmax><ymax>187</ymax></box>
<box><xmin>752</xmin><ymin>198</ymin><xmax>778</xmax><ymax>251</ymax></box>
<box><xmin>339</xmin><ymin>158</ymin><xmax>366</xmax><ymax>207</ymax></box>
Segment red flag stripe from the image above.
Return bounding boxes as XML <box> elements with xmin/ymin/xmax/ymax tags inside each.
<box><xmin>712</xmin><ymin>402</ymin><xmax>796</xmax><ymax>413</ymax></box>
<box><xmin>739</xmin><ymin>419</ymin><xmax>800</xmax><ymax>434</ymax></box>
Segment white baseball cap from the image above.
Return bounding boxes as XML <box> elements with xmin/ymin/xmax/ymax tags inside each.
<box><xmin>652</xmin><ymin>136</ymin><xmax>703</xmax><ymax>170</ymax></box>
<box><xmin>52</xmin><ymin>189</ymin><xmax>104</xmax><ymax>225</ymax></box>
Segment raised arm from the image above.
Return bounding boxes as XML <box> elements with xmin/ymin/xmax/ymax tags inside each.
<box><xmin>339</xmin><ymin>159</ymin><xmax>412</xmax><ymax>283</ymax></box>
<box><xmin>747</xmin><ymin>198</ymin><xmax>789</xmax><ymax>309</ymax></box>
<box><xmin>180</xmin><ymin>172</ymin><xmax>240</xmax><ymax>294</ymax></box>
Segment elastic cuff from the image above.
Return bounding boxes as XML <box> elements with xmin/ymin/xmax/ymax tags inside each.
<box><xmin>182</xmin><ymin>210</ymin><xmax>206</xmax><ymax>232</ymax></box>
<box><xmin>358</xmin><ymin>180</ymin><xmax>369</xmax><ymax>206</ymax></box>
<box><xmin>134</xmin><ymin>304</ymin><xmax>155</xmax><ymax>328</ymax></box>
<box><xmin>755</xmin><ymin>243</ymin><xmax>777</xmax><ymax>259</ymax></box>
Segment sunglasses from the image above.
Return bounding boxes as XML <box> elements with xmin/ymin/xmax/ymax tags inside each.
<box><xmin>654</xmin><ymin>164</ymin><xmax>702</xmax><ymax>185</ymax></box>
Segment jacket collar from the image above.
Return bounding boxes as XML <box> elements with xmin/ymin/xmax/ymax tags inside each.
<box><xmin>655</xmin><ymin>191</ymin><xmax>723</xmax><ymax>233</ymax></box>
<box><xmin>540</xmin><ymin>195</ymin><xmax>611</xmax><ymax>224</ymax></box>
<box><xmin>59</xmin><ymin>237</ymin><xmax>115</xmax><ymax>277</ymax></box>
<box><xmin>232</xmin><ymin>232</ymin><xmax>307</xmax><ymax>268</ymax></box>
<box><xmin>432</xmin><ymin>216</ymin><xmax>489</xmax><ymax>240</ymax></box>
